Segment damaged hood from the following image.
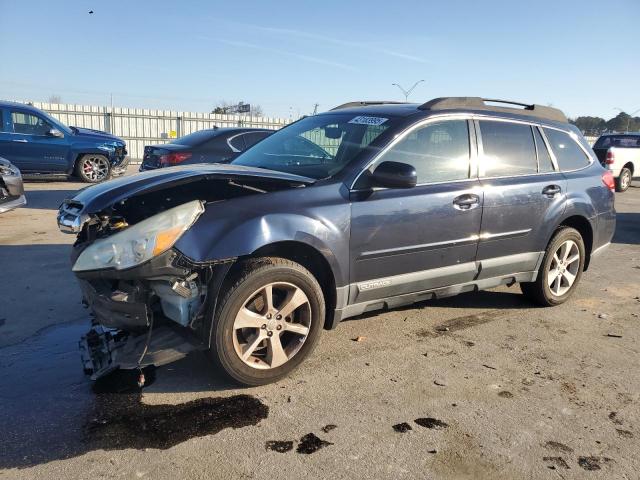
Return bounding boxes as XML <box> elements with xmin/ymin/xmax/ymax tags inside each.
<box><xmin>61</xmin><ymin>163</ymin><xmax>315</xmax><ymax>216</ymax></box>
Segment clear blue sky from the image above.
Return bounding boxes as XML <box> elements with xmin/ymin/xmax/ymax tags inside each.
<box><xmin>1</xmin><ymin>0</ymin><xmax>638</xmax><ymax>119</ymax></box>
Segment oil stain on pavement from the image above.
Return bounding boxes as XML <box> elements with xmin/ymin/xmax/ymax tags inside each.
<box><xmin>0</xmin><ymin>320</ymin><xmax>268</xmax><ymax>469</ymax></box>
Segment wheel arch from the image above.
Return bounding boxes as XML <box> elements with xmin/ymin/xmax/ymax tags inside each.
<box><xmin>247</xmin><ymin>241</ymin><xmax>338</xmax><ymax>330</ymax></box>
<box><xmin>622</xmin><ymin>162</ymin><xmax>634</xmax><ymax>176</ymax></box>
<box><xmin>556</xmin><ymin>215</ymin><xmax>594</xmax><ymax>270</ymax></box>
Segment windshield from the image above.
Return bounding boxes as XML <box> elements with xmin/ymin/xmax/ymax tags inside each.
<box><xmin>171</xmin><ymin>129</ymin><xmax>219</xmax><ymax>146</ymax></box>
<box><xmin>231</xmin><ymin>113</ymin><xmax>393</xmax><ymax>179</ymax></box>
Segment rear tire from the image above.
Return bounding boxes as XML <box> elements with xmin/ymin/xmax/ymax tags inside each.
<box><xmin>75</xmin><ymin>154</ymin><xmax>111</xmax><ymax>183</ymax></box>
<box><xmin>208</xmin><ymin>257</ymin><xmax>325</xmax><ymax>386</ymax></box>
<box><xmin>521</xmin><ymin>227</ymin><xmax>585</xmax><ymax>306</ymax></box>
<box><xmin>615</xmin><ymin>167</ymin><xmax>632</xmax><ymax>192</ymax></box>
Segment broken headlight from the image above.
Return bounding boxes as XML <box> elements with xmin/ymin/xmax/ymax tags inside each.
<box><xmin>73</xmin><ymin>200</ymin><xmax>204</xmax><ymax>272</ymax></box>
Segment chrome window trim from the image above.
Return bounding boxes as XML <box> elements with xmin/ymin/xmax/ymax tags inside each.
<box><xmin>349</xmin><ymin>113</ymin><xmax>476</xmax><ymax>191</ymax></box>
<box><xmin>536</xmin><ymin>126</ymin><xmax>560</xmax><ymax>171</ymax></box>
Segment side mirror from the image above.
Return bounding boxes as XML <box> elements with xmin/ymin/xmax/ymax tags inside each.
<box><xmin>371</xmin><ymin>161</ymin><xmax>417</xmax><ymax>189</ymax></box>
<box><xmin>47</xmin><ymin>128</ymin><xmax>64</xmax><ymax>138</ymax></box>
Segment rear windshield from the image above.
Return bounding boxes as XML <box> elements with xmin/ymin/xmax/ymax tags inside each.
<box><xmin>171</xmin><ymin>129</ymin><xmax>219</xmax><ymax>146</ymax></box>
<box><xmin>594</xmin><ymin>135</ymin><xmax>640</xmax><ymax>148</ymax></box>
<box><xmin>231</xmin><ymin>113</ymin><xmax>394</xmax><ymax>179</ymax></box>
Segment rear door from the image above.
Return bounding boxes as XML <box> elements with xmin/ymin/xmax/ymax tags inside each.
<box><xmin>4</xmin><ymin>109</ymin><xmax>69</xmax><ymax>172</ymax></box>
<box><xmin>349</xmin><ymin>118</ymin><xmax>483</xmax><ymax>304</ymax></box>
<box><xmin>475</xmin><ymin>119</ymin><xmax>566</xmax><ymax>278</ymax></box>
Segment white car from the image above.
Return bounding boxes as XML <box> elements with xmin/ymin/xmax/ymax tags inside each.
<box><xmin>592</xmin><ymin>134</ymin><xmax>639</xmax><ymax>192</ymax></box>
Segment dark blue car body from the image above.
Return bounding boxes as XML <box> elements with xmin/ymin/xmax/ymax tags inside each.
<box><xmin>58</xmin><ymin>98</ymin><xmax>616</xmax><ymax>383</ymax></box>
<box><xmin>0</xmin><ymin>101</ymin><xmax>128</xmax><ymax>178</ymax></box>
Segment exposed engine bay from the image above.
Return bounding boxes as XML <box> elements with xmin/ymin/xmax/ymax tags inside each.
<box><xmin>58</xmin><ymin>167</ymin><xmax>313</xmax><ymax>381</ymax></box>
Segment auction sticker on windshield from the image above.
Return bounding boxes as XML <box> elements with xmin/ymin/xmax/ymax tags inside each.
<box><xmin>348</xmin><ymin>116</ymin><xmax>388</xmax><ymax>126</ymax></box>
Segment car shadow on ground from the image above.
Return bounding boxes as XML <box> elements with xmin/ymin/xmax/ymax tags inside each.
<box><xmin>612</xmin><ymin>212</ymin><xmax>640</xmax><ymax>245</ymax></box>
<box><xmin>0</xmin><ymin>320</ymin><xmax>255</xmax><ymax>470</ymax></box>
<box><xmin>22</xmin><ymin>188</ymin><xmax>80</xmax><ymax>210</ymax></box>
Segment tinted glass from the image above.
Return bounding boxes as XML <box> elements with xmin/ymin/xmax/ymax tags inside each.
<box><xmin>543</xmin><ymin>128</ymin><xmax>590</xmax><ymax>171</ymax></box>
<box><xmin>228</xmin><ymin>134</ymin><xmax>246</xmax><ymax>151</ymax></box>
<box><xmin>534</xmin><ymin>127</ymin><xmax>554</xmax><ymax>172</ymax></box>
<box><xmin>593</xmin><ymin>135</ymin><xmax>640</xmax><ymax>148</ymax></box>
<box><xmin>480</xmin><ymin>121</ymin><xmax>537</xmax><ymax>177</ymax></box>
<box><xmin>171</xmin><ymin>129</ymin><xmax>218</xmax><ymax>147</ymax></box>
<box><xmin>232</xmin><ymin>113</ymin><xmax>393</xmax><ymax>179</ymax></box>
<box><xmin>11</xmin><ymin>111</ymin><xmax>51</xmax><ymax>135</ymax></box>
<box><xmin>243</xmin><ymin>131</ymin><xmax>272</xmax><ymax>148</ymax></box>
<box><xmin>0</xmin><ymin>111</ymin><xmax>4</xmax><ymax>132</ymax></box>
<box><xmin>376</xmin><ymin>120</ymin><xmax>470</xmax><ymax>183</ymax></box>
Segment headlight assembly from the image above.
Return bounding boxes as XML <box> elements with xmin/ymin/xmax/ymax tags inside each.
<box><xmin>72</xmin><ymin>200</ymin><xmax>204</xmax><ymax>272</ymax></box>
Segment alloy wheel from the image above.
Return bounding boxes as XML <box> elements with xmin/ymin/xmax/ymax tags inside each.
<box><xmin>82</xmin><ymin>156</ymin><xmax>109</xmax><ymax>182</ymax></box>
<box><xmin>621</xmin><ymin>170</ymin><xmax>631</xmax><ymax>190</ymax></box>
<box><xmin>547</xmin><ymin>240</ymin><xmax>581</xmax><ymax>296</ymax></box>
<box><xmin>232</xmin><ymin>282</ymin><xmax>311</xmax><ymax>369</ymax></box>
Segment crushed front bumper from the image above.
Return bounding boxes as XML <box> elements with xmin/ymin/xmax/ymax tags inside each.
<box><xmin>79</xmin><ymin>324</ymin><xmax>204</xmax><ymax>379</ymax></box>
<box><xmin>110</xmin><ymin>154</ymin><xmax>129</xmax><ymax>177</ymax></box>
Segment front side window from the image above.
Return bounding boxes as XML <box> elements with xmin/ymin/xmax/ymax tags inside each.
<box><xmin>543</xmin><ymin>128</ymin><xmax>590</xmax><ymax>171</ymax></box>
<box><xmin>11</xmin><ymin>111</ymin><xmax>51</xmax><ymax>135</ymax></box>
<box><xmin>232</xmin><ymin>113</ymin><xmax>393</xmax><ymax>179</ymax></box>
<box><xmin>371</xmin><ymin>120</ymin><xmax>470</xmax><ymax>184</ymax></box>
<box><xmin>480</xmin><ymin>120</ymin><xmax>537</xmax><ymax>177</ymax></box>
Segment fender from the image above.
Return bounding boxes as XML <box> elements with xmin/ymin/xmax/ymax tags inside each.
<box><xmin>174</xmin><ymin>184</ymin><xmax>351</xmax><ymax>288</ymax></box>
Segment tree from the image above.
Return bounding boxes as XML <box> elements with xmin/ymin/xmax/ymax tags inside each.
<box><xmin>605</xmin><ymin>112</ymin><xmax>639</xmax><ymax>133</ymax></box>
<box><xmin>570</xmin><ymin>116</ymin><xmax>606</xmax><ymax>136</ymax></box>
<box><xmin>48</xmin><ymin>94</ymin><xmax>62</xmax><ymax>104</ymax></box>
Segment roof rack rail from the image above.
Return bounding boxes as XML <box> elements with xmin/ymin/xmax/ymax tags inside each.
<box><xmin>418</xmin><ymin>97</ymin><xmax>568</xmax><ymax>123</ymax></box>
<box><xmin>330</xmin><ymin>101</ymin><xmax>407</xmax><ymax>111</ymax></box>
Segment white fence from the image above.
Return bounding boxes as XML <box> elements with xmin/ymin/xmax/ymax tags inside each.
<box><xmin>30</xmin><ymin>102</ymin><xmax>292</xmax><ymax>161</ymax></box>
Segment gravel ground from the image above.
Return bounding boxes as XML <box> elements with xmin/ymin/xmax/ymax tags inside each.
<box><xmin>1</xmin><ymin>171</ymin><xmax>639</xmax><ymax>480</ymax></box>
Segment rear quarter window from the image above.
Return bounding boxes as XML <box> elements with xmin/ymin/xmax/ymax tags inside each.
<box><xmin>543</xmin><ymin>128</ymin><xmax>591</xmax><ymax>171</ymax></box>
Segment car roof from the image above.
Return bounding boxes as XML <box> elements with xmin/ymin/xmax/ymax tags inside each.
<box><xmin>324</xmin><ymin>97</ymin><xmax>569</xmax><ymax>126</ymax></box>
<box><xmin>0</xmin><ymin>100</ymin><xmax>42</xmax><ymax>112</ymax></box>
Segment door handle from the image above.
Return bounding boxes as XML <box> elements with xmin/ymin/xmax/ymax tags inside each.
<box><xmin>12</xmin><ymin>139</ymin><xmax>28</xmax><ymax>143</ymax></box>
<box><xmin>542</xmin><ymin>185</ymin><xmax>561</xmax><ymax>197</ymax></box>
<box><xmin>453</xmin><ymin>194</ymin><xmax>480</xmax><ymax>210</ymax></box>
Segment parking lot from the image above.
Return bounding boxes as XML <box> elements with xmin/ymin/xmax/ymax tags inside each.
<box><xmin>1</xmin><ymin>173</ymin><xmax>639</xmax><ymax>479</ymax></box>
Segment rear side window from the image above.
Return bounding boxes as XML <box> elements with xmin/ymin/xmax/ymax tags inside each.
<box><xmin>0</xmin><ymin>110</ymin><xmax>5</xmax><ymax>132</ymax></box>
<box><xmin>534</xmin><ymin>127</ymin><xmax>555</xmax><ymax>173</ymax></box>
<box><xmin>376</xmin><ymin>120</ymin><xmax>470</xmax><ymax>184</ymax></box>
<box><xmin>543</xmin><ymin>128</ymin><xmax>590</xmax><ymax>171</ymax></box>
<box><xmin>243</xmin><ymin>131</ymin><xmax>271</xmax><ymax>148</ymax></box>
<box><xmin>479</xmin><ymin>121</ymin><xmax>537</xmax><ymax>177</ymax></box>
<box><xmin>227</xmin><ymin>134</ymin><xmax>246</xmax><ymax>152</ymax></box>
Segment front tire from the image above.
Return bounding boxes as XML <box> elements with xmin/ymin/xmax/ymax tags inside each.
<box><xmin>209</xmin><ymin>257</ymin><xmax>325</xmax><ymax>386</ymax></box>
<box><xmin>521</xmin><ymin>227</ymin><xmax>585</xmax><ymax>306</ymax></box>
<box><xmin>615</xmin><ymin>167</ymin><xmax>632</xmax><ymax>192</ymax></box>
<box><xmin>75</xmin><ymin>154</ymin><xmax>111</xmax><ymax>183</ymax></box>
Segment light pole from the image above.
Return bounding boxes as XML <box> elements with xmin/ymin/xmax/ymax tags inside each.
<box><xmin>392</xmin><ymin>80</ymin><xmax>425</xmax><ymax>102</ymax></box>
<box><xmin>613</xmin><ymin>107</ymin><xmax>640</xmax><ymax>132</ymax></box>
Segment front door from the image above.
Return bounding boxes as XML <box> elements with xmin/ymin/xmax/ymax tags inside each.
<box><xmin>349</xmin><ymin>119</ymin><xmax>483</xmax><ymax>305</ymax></box>
<box><xmin>5</xmin><ymin>109</ymin><xmax>69</xmax><ymax>172</ymax></box>
<box><xmin>475</xmin><ymin>119</ymin><xmax>567</xmax><ymax>279</ymax></box>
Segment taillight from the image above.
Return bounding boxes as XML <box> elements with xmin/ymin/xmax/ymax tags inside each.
<box><xmin>602</xmin><ymin>170</ymin><xmax>615</xmax><ymax>191</ymax></box>
<box><xmin>159</xmin><ymin>152</ymin><xmax>192</xmax><ymax>165</ymax></box>
<box><xmin>605</xmin><ymin>150</ymin><xmax>615</xmax><ymax>165</ymax></box>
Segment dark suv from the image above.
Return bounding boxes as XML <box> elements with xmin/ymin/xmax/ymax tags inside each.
<box><xmin>57</xmin><ymin>97</ymin><xmax>616</xmax><ymax>386</ymax></box>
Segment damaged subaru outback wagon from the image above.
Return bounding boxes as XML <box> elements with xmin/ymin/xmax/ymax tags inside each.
<box><xmin>58</xmin><ymin>97</ymin><xmax>616</xmax><ymax>386</ymax></box>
